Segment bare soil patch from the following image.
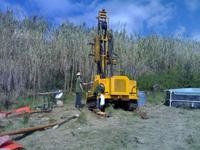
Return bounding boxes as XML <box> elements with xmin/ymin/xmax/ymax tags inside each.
<box><xmin>2</xmin><ymin>102</ymin><xmax>200</xmax><ymax>150</ymax></box>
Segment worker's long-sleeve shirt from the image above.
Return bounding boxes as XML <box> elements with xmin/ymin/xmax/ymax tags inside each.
<box><xmin>75</xmin><ymin>77</ymin><xmax>83</xmax><ymax>93</ymax></box>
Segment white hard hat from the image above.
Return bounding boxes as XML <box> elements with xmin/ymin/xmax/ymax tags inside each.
<box><xmin>76</xmin><ymin>72</ymin><xmax>81</xmax><ymax>76</ymax></box>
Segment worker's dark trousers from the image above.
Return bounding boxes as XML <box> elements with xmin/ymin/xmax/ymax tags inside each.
<box><xmin>75</xmin><ymin>92</ymin><xmax>82</xmax><ymax>108</ymax></box>
<box><xmin>96</xmin><ymin>98</ymin><xmax>100</xmax><ymax>109</ymax></box>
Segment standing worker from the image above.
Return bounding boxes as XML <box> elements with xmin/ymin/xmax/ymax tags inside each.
<box><xmin>75</xmin><ymin>72</ymin><xmax>84</xmax><ymax>108</ymax></box>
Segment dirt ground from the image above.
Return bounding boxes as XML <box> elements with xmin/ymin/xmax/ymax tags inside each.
<box><xmin>2</xmin><ymin>101</ymin><xmax>200</xmax><ymax>150</ymax></box>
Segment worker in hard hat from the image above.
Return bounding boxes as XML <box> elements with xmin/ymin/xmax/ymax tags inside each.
<box><xmin>75</xmin><ymin>72</ymin><xmax>84</xmax><ymax>108</ymax></box>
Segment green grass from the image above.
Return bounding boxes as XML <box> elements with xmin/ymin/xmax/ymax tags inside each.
<box><xmin>1</xmin><ymin>91</ymin><xmax>165</xmax><ymax>111</ymax></box>
<box><xmin>146</xmin><ymin>91</ymin><xmax>165</xmax><ymax>105</ymax></box>
<box><xmin>0</xmin><ymin>92</ymin><xmax>76</xmax><ymax>111</ymax></box>
<box><xmin>63</xmin><ymin>92</ymin><xmax>75</xmax><ymax>104</ymax></box>
<box><xmin>16</xmin><ymin>97</ymin><xmax>35</xmax><ymax>108</ymax></box>
<box><xmin>21</xmin><ymin>113</ymin><xmax>30</xmax><ymax>125</ymax></box>
<box><xmin>75</xmin><ymin>111</ymin><xmax>87</xmax><ymax>125</ymax></box>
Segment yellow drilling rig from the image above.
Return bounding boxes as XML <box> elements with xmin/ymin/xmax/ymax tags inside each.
<box><xmin>86</xmin><ymin>9</ymin><xmax>138</xmax><ymax>110</ymax></box>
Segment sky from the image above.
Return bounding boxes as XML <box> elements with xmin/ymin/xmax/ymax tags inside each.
<box><xmin>0</xmin><ymin>0</ymin><xmax>200</xmax><ymax>40</ymax></box>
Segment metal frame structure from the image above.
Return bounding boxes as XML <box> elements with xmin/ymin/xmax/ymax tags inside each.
<box><xmin>166</xmin><ymin>88</ymin><xmax>200</xmax><ymax>108</ymax></box>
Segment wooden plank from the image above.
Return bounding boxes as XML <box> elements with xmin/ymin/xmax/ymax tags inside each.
<box><xmin>92</xmin><ymin>109</ymin><xmax>109</xmax><ymax>117</ymax></box>
<box><xmin>0</xmin><ymin>115</ymin><xmax>79</xmax><ymax>136</ymax></box>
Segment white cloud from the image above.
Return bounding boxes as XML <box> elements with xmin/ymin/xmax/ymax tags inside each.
<box><xmin>184</xmin><ymin>0</ymin><xmax>200</xmax><ymax>12</ymax></box>
<box><xmin>145</xmin><ymin>1</ymin><xmax>174</xmax><ymax>28</ymax></box>
<box><xmin>32</xmin><ymin>0</ymin><xmax>71</xmax><ymax>15</ymax></box>
<box><xmin>191</xmin><ymin>33</ymin><xmax>200</xmax><ymax>41</ymax></box>
<box><xmin>30</xmin><ymin>0</ymin><xmax>99</xmax><ymax>25</ymax></box>
<box><xmin>173</xmin><ymin>27</ymin><xmax>200</xmax><ymax>42</ymax></box>
<box><xmin>111</xmin><ymin>0</ymin><xmax>174</xmax><ymax>33</ymax></box>
<box><xmin>0</xmin><ymin>0</ymin><xmax>175</xmax><ymax>34</ymax></box>
<box><xmin>0</xmin><ymin>0</ymin><xmax>27</xmax><ymax>20</ymax></box>
<box><xmin>67</xmin><ymin>0</ymin><xmax>175</xmax><ymax>33</ymax></box>
<box><xmin>174</xmin><ymin>26</ymin><xmax>186</xmax><ymax>37</ymax></box>
<box><xmin>103</xmin><ymin>1</ymin><xmax>148</xmax><ymax>33</ymax></box>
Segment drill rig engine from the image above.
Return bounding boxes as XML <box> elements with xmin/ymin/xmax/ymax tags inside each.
<box><xmin>87</xmin><ymin>9</ymin><xmax>138</xmax><ymax>110</ymax></box>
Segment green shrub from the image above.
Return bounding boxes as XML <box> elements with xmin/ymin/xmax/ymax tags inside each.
<box><xmin>146</xmin><ymin>92</ymin><xmax>165</xmax><ymax>105</ymax></box>
<box><xmin>138</xmin><ymin>67</ymin><xmax>200</xmax><ymax>90</ymax></box>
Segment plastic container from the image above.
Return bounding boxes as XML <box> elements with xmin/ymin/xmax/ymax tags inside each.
<box><xmin>138</xmin><ymin>91</ymin><xmax>147</xmax><ymax>107</ymax></box>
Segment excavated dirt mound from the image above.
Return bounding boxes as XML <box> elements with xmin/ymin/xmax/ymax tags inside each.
<box><xmin>2</xmin><ymin>102</ymin><xmax>200</xmax><ymax>150</ymax></box>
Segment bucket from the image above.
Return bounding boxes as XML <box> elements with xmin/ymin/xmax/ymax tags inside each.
<box><xmin>138</xmin><ymin>91</ymin><xmax>147</xmax><ymax>107</ymax></box>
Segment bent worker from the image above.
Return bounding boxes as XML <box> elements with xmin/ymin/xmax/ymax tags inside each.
<box><xmin>94</xmin><ymin>84</ymin><xmax>105</xmax><ymax>111</ymax></box>
<box><xmin>75</xmin><ymin>72</ymin><xmax>84</xmax><ymax>108</ymax></box>
<box><xmin>97</xmin><ymin>92</ymin><xmax>105</xmax><ymax>112</ymax></box>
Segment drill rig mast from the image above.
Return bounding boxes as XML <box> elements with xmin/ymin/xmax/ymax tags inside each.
<box><xmin>87</xmin><ymin>9</ymin><xmax>138</xmax><ymax>110</ymax></box>
<box><xmin>93</xmin><ymin>9</ymin><xmax>114</xmax><ymax>77</ymax></box>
